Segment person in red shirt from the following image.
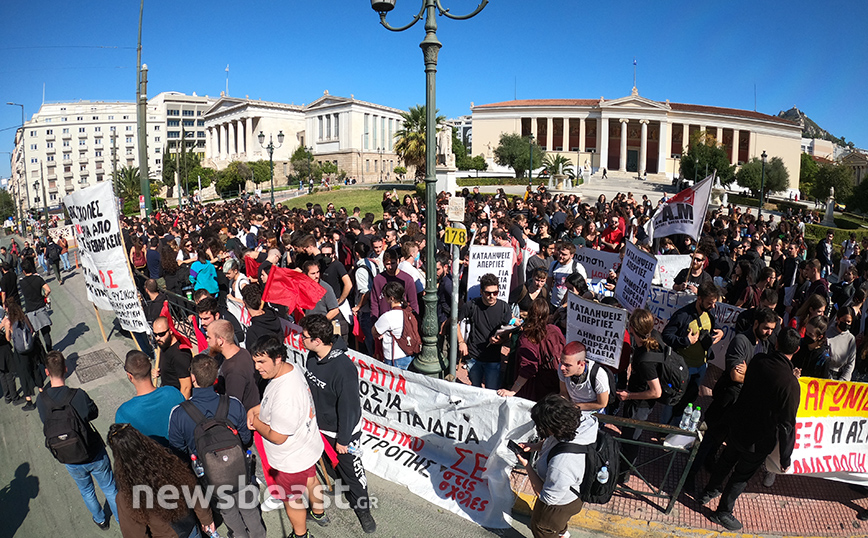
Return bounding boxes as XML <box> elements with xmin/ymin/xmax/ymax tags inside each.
<box><xmin>600</xmin><ymin>214</ymin><xmax>624</xmax><ymax>253</ymax></box>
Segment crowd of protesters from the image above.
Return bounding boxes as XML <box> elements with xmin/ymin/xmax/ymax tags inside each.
<box><xmin>3</xmin><ymin>182</ymin><xmax>868</xmax><ymax>537</ymax></box>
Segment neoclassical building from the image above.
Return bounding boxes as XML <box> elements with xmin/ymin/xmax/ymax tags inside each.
<box><xmin>471</xmin><ymin>88</ymin><xmax>803</xmax><ymax>193</ymax></box>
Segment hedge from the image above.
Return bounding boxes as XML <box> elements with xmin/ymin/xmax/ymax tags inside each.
<box><xmin>457</xmin><ymin>177</ymin><xmax>550</xmax><ymax>187</ymax></box>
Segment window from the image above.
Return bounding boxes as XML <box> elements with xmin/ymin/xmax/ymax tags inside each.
<box><xmin>30</xmin><ymin>158</ymin><xmax>37</xmax><ymax>164</ymax></box>
<box><xmin>64</xmin><ymin>166</ymin><xmax>71</xmax><ymax>173</ymax></box>
<box><xmin>47</xmin><ymin>155</ymin><xmax>54</xmax><ymax>162</ymax></box>
<box><xmin>50</xmin><ymin>193</ymin><xmax>58</xmax><ymax>201</ymax></box>
<box><xmin>381</xmin><ymin>116</ymin><xmax>385</xmax><ymax>149</ymax></box>
<box><xmin>108</xmin><ymin>115</ymin><xmax>114</xmax><ymax>120</ymax></box>
<box><xmin>80</xmin><ymin>164</ymin><xmax>87</xmax><ymax>172</ymax></box>
<box><xmin>156</xmin><ymin>159</ymin><xmax>161</xmax><ymax>165</ymax></box>
<box><xmin>95</xmin><ymin>139</ymin><xmax>102</xmax><ymax>146</ymax></box>
<box><xmin>373</xmin><ymin>115</ymin><xmax>378</xmax><ymax>148</ymax></box>
<box><xmin>126</xmin><ymin>137</ymin><xmax>133</xmax><ymax>143</ymax></box>
<box><xmin>46</xmin><ymin>129</ymin><xmax>53</xmax><ymax>135</ymax></box>
<box><xmin>92</xmin><ymin>116</ymin><xmax>98</xmax><ymax>120</ymax></box>
<box><xmin>167</xmin><ymin>131</ymin><xmax>180</xmax><ymax>139</ymax></box>
<box><xmin>154</xmin><ymin>125</ymin><xmax>160</xmax><ymax>131</ymax></box>
<box><xmin>326</xmin><ymin>115</ymin><xmax>331</xmax><ymax>139</ymax></box>
<box><xmin>155</xmin><ymin>136</ymin><xmax>160</xmax><ymax>143</ymax></box>
<box><xmin>76</xmin><ymin>116</ymin><xmax>83</xmax><ymax>121</ymax></box>
<box><xmin>126</xmin><ymin>126</ymin><xmax>133</xmax><ymax>131</ymax></box>
<box><xmin>46</xmin><ymin>142</ymin><xmax>53</xmax><ymax>148</ymax></box>
<box><xmin>183</xmin><ymin>120</ymin><xmax>194</xmax><ymax>127</ymax></box>
<box><xmin>110</xmin><ymin>126</ymin><xmax>116</xmax><ymax>131</ymax></box>
<box><xmin>62</xmin><ymin>128</ymin><xmax>70</xmax><ymax>134</ymax></box>
<box><xmin>168</xmin><ymin>120</ymin><xmax>179</xmax><ymax>127</ymax></box>
<box><xmin>79</xmin><ymin>127</ymin><xmax>86</xmax><ymax>133</ymax></box>
<box><xmin>197</xmin><ymin>132</ymin><xmax>205</xmax><ymax>138</ymax></box>
<box><xmin>63</xmin><ymin>153</ymin><xmax>71</xmax><ymax>161</ymax></box>
<box><xmin>167</xmin><ymin>109</ymin><xmax>179</xmax><ymax>116</ymax></box>
<box><xmin>366</xmin><ymin>159</ymin><xmax>370</xmax><ymax>172</ymax></box>
<box><xmin>95</xmin><ymin>127</ymin><xmax>101</xmax><ymax>132</ymax></box>
<box><xmin>79</xmin><ymin>140</ymin><xmax>86</xmax><ymax>146</ymax></box>
<box><xmin>197</xmin><ymin>120</ymin><xmax>204</xmax><ymax>126</ymax></box>
<box><xmin>30</xmin><ymin>144</ymin><xmax>37</xmax><ymax>150</ymax></box>
<box><xmin>182</xmin><ymin>110</ymin><xmax>194</xmax><ymax>116</ymax></box>
<box><xmin>63</xmin><ymin>140</ymin><xmax>70</xmax><ymax>147</ymax></box>
<box><xmin>126</xmin><ymin>148</ymin><xmax>133</xmax><ymax>155</ymax></box>
<box><xmin>95</xmin><ymin>151</ymin><xmax>102</xmax><ymax>157</ymax></box>
<box><xmin>96</xmin><ymin>163</ymin><xmax>102</xmax><ymax>170</ymax></box>
<box><xmin>334</xmin><ymin>114</ymin><xmax>339</xmax><ymax>139</ymax></box>
<box><xmin>30</xmin><ymin>130</ymin><xmax>37</xmax><ymax>137</ymax></box>
<box><xmin>61</xmin><ymin>117</ymin><xmax>67</xmax><ymax>122</ymax></box>
<box><xmin>95</xmin><ymin>175</ymin><xmax>103</xmax><ymax>183</ymax></box>
<box><xmin>123</xmin><ymin>115</ymin><xmax>130</xmax><ymax>120</ymax></box>
<box><xmin>197</xmin><ymin>111</ymin><xmax>202</xmax><ymax>116</ymax></box>
<box><xmin>388</xmin><ymin>118</ymin><xmax>393</xmax><ymax>150</ymax></box>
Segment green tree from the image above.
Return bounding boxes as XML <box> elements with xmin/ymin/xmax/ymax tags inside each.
<box><xmin>290</xmin><ymin>146</ymin><xmax>314</xmax><ymax>180</ymax></box>
<box><xmin>542</xmin><ymin>154</ymin><xmax>574</xmax><ymax>178</ymax></box>
<box><xmin>453</xmin><ymin>127</ymin><xmax>472</xmax><ymax>170</ymax></box>
<box><xmin>394</xmin><ymin>105</ymin><xmax>445</xmax><ymax>181</ymax></box>
<box><xmin>250</xmin><ymin>160</ymin><xmax>272</xmax><ymax>185</ymax></box>
<box><xmin>681</xmin><ymin>131</ymin><xmax>735</xmax><ymax>185</ymax></box>
<box><xmin>734</xmin><ymin>156</ymin><xmax>790</xmax><ymax>199</ymax></box>
<box><xmin>113</xmin><ymin>166</ymin><xmax>141</xmax><ymax>202</ymax></box>
<box><xmin>163</xmin><ymin>150</ymin><xmax>205</xmax><ymax>196</ymax></box>
<box><xmin>468</xmin><ymin>155</ymin><xmax>488</xmax><ymax>175</ymax></box>
<box><xmin>812</xmin><ymin>163</ymin><xmax>854</xmax><ymax>202</ymax></box>
<box><xmin>215</xmin><ymin>161</ymin><xmax>252</xmax><ymax>196</ymax></box>
<box><xmin>320</xmin><ymin>161</ymin><xmax>338</xmax><ymax>179</ymax></box>
<box><xmin>494</xmin><ymin>133</ymin><xmax>545</xmax><ymax>179</ymax></box>
<box><xmin>799</xmin><ymin>152</ymin><xmax>819</xmax><ymax>197</ymax></box>
<box><xmin>0</xmin><ymin>190</ymin><xmax>15</xmax><ymax>221</ymax></box>
<box><xmin>393</xmin><ymin>166</ymin><xmax>407</xmax><ymax>180</ymax></box>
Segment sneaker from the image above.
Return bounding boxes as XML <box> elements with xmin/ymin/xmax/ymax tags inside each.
<box><xmin>21</xmin><ymin>401</ymin><xmax>36</xmax><ymax>412</ymax></box>
<box><xmin>355</xmin><ymin>508</ymin><xmax>377</xmax><ymax>534</ymax></box>
<box><xmin>93</xmin><ymin>518</ymin><xmax>110</xmax><ymax>531</ymax></box>
<box><xmin>307</xmin><ymin>509</ymin><xmax>330</xmax><ymax>527</ymax></box>
<box><xmin>697</xmin><ymin>489</ymin><xmax>721</xmax><ymax>505</ymax></box>
<box><xmin>708</xmin><ymin>511</ymin><xmax>743</xmax><ymax>531</ymax></box>
<box><xmin>289</xmin><ymin>532</ymin><xmax>310</xmax><ymax>538</ymax></box>
<box><xmin>261</xmin><ymin>495</ymin><xmax>284</xmax><ymax>512</ymax></box>
<box><xmin>762</xmin><ymin>471</ymin><xmax>777</xmax><ymax>487</ymax></box>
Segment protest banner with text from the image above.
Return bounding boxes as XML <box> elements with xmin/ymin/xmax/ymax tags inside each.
<box><xmin>467</xmin><ymin>246</ymin><xmax>513</xmax><ymax>302</ymax></box>
<box><xmin>63</xmin><ymin>182</ymin><xmax>149</xmax><ymax>333</ymax></box>
<box><xmin>646</xmin><ymin>174</ymin><xmax>713</xmax><ymax>242</ymax></box>
<box><xmin>565</xmin><ymin>292</ymin><xmax>627</xmax><ymax>368</ymax></box>
<box><xmin>653</xmin><ymin>254</ymin><xmax>692</xmax><ymax>289</ymax></box>
<box><xmin>615</xmin><ymin>242</ymin><xmax>657</xmax><ymax>312</ymax></box>
<box><xmin>574</xmin><ymin>247</ymin><xmax>621</xmax><ymax>281</ymax></box>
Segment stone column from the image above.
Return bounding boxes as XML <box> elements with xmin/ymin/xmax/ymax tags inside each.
<box><xmin>732</xmin><ymin>129</ymin><xmax>740</xmax><ymax>165</ymax></box>
<box><xmin>228</xmin><ymin>121</ymin><xmax>235</xmax><ymax>159</ymax></box>
<box><xmin>579</xmin><ymin>118</ymin><xmax>586</xmax><ymax>153</ymax></box>
<box><xmin>619</xmin><ymin>119</ymin><xmax>629</xmax><ymax>172</ymax></box>
<box><xmin>222</xmin><ymin>123</ymin><xmax>229</xmax><ymax>159</ymax></box>
<box><xmin>246</xmin><ymin>117</ymin><xmax>254</xmax><ymax>158</ymax></box>
<box><xmin>658</xmin><ymin>121</ymin><xmax>668</xmax><ymax>174</ymax></box>
<box><xmin>531</xmin><ymin>117</ymin><xmax>538</xmax><ymax>141</ymax></box>
<box><xmin>716</xmin><ymin>126</ymin><xmax>723</xmax><ymax>145</ymax></box>
<box><xmin>599</xmin><ymin>118</ymin><xmax>608</xmax><ymax>173</ymax></box>
<box><xmin>639</xmin><ymin>120</ymin><xmax>649</xmax><ymax>175</ymax></box>
<box><xmin>546</xmin><ymin>117</ymin><xmax>554</xmax><ymax>152</ymax></box>
<box><xmin>682</xmin><ymin>124</ymin><xmax>689</xmax><ymax>153</ymax></box>
<box><xmin>562</xmin><ymin>118</ymin><xmax>569</xmax><ymax>151</ymax></box>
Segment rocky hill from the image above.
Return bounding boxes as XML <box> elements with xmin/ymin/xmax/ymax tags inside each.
<box><xmin>777</xmin><ymin>107</ymin><xmax>853</xmax><ymax>147</ymax></box>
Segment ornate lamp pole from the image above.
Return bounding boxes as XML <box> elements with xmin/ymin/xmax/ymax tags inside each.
<box><xmin>759</xmin><ymin>150</ymin><xmax>767</xmax><ymax>218</ymax></box>
<box><xmin>258</xmin><ymin>130</ymin><xmax>284</xmax><ymax>206</ymax></box>
<box><xmin>7</xmin><ymin>102</ymin><xmax>28</xmax><ymax>233</ymax></box>
<box><xmin>371</xmin><ymin>0</ymin><xmax>488</xmax><ymax>375</ymax></box>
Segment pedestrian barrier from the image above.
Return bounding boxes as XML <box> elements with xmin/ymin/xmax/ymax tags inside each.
<box><xmin>597</xmin><ymin>413</ymin><xmax>700</xmax><ymax>514</ymax></box>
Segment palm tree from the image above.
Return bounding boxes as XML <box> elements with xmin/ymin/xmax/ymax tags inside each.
<box><xmin>542</xmin><ymin>154</ymin><xmax>574</xmax><ymax>178</ymax></box>
<box><xmin>113</xmin><ymin>165</ymin><xmax>141</xmax><ymax>202</ymax></box>
<box><xmin>393</xmin><ymin>105</ymin><xmax>445</xmax><ymax>181</ymax></box>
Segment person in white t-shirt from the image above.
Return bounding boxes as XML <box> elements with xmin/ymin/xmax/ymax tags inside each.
<box><xmin>557</xmin><ymin>341</ymin><xmax>610</xmax><ymax>415</ymax></box>
<box><xmin>373</xmin><ymin>281</ymin><xmax>413</xmax><ymax>369</ymax></box>
<box><xmin>396</xmin><ymin>241</ymin><xmax>424</xmax><ymax>294</ymax></box>
<box><xmin>247</xmin><ymin>336</ymin><xmax>325</xmax><ymax>536</ymax></box>
<box><xmin>548</xmin><ymin>241</ymin><xmax>588</xmax><ymax>307</ymax></box>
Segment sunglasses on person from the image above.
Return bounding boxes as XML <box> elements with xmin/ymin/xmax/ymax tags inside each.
<box><xmin>154</xmin><ymin>329</ymin><xmax>169</xmax><ymax>337</ymax></box>
<box><xmin>482</xmin><ymin>289</ymin><xmax>499</xmax><ymax>297</ymax></box>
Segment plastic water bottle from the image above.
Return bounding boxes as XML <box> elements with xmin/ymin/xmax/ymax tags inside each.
<box><xmin>347</xmin><ymin>445</ymin><xmax>364</xmax><ymax>457</ymax></box>
<box><xmin>207</xmin><ymin>529</ymin><xmax>223</xmax><ymax>538</ymax></box>
<box><xmin>687</xmin><ymin>406</ymin><xmax>702</xmax><ymax>432</ymax></box>
<box><xmin>679</xmin><ymin>403</ymin><xmax>694</xmax><ymax>430</ymax></box>
<box><xmin>596</xmin><ymin>465</ymin><xmax>609</xmax><ymax>484</ymax></box>
<box><xmin>190</xmin><ymin>454</ymin><xmax>205</xmax><ymax>478</ymax></box>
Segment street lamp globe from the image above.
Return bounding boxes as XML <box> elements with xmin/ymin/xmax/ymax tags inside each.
<box><xmin>371</xmin><ymin>0</ymin><xmax>396</xmax><ymax>13</ymax></box>
<box><xmin>277</xmin><ymin>131</ymin><xmax>285</xmax><ymax>144</ymax></box>
<box><xmin>258</xmin><ymin>131</ymin><xmax>265</xmax><ymax>145</ymax></box>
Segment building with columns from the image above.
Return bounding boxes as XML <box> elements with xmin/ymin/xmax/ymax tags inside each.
<box><xmin>471</xmin><ymin>88</ymin><xmax>803</xmax><ymax>194</ymax></box>
<box><xmin>841</xmin><ymin>150</ymin><xmax>868</xmax><ymax>186</ymax></box>
<box><xmin>203</xmin><ymin>92</ymin><xmax>406</xmax><ymax>184</ymax></box>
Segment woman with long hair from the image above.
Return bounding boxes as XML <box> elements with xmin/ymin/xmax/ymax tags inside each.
<box><xmin>107</xmin><ymin>423</ymin><xmax>214</xmax><ymax>538</ymax></box>
<box><xmin>160</xmin><ymin>243</ymin><xmax>185</xmax><ymax>295</ymax></box>
<box><xmin>582</xmin><ymin>221</ymin><xmax>600</xmax><ymax>250</ymax></box>
<box><xmin>129</xmin><ymin>237</ymin><xmax>148</xmax><ymax>273</ymax></box>
<box><xmin>498</xmin><ymin>297</ymin><xmax>564</xmax><ymax>402</ymax></box>
<box><xmin>189</xmin><ymin>246</ymin><xmax>219</xmax><ymax>295</ymax></box>
<box><xmin>789</xmin><ymin>293</ymin><xmax>827</xmax><ymax>336</ymax></box>
<box><xmin>2</xmin><ymin>298</ymin><xmax>44</xmax><ymax>411</ymax></box>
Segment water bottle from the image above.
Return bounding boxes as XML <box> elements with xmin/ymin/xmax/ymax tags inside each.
<box><xmin>688</xmin><ymin>405</ymin><xmax>702</xmax><ymax>432</ymax></box>
<box><xmin>596</xmin><ymin>465</ymin><xmax>609</xmax><ymax>484</ymax></box>
<box><xmin>347</xmin><ymin>445</ymin><xmax>364</xmax><ymax>457</ymax></box>
<box><xmin>190</xmin><ymin>454</ymin><xmax>205</xmax><ymax>478</ymax></box>
<box><xmin>679</xmin><ymin>403</ymin><xmax>694</xmax><ymax>430</ymax></box>
<box><xmin>207</xmin><ymin>529</ymin><xmax>223</xmax><ymax>538</ymax></box>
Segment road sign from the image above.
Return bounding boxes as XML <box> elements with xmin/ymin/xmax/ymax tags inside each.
<box><xmin>447</xmin><ymin>196</ymin><xmax>465</xmax><ymax>222</ymax></box>
<box><xmin>444</xmin><ymin>227</ymin><xmax>467</xmax><ymax>246</ymax></box>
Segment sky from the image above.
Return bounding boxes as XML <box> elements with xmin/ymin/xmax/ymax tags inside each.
<box><xmin>1</xmin><ymin>0</ymin><xmax>866</xmax><ymax>177</ymax></box>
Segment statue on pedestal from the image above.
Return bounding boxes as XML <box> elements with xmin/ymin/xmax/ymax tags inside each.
<box><xmin>823</xmin><ymin>187</ymin><xmax>836</xmax><ymax>226</ymax></box>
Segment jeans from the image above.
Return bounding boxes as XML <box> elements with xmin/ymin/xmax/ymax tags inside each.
<box><xmin>60</xmin><ymin>252</ymin><xmax>70</xmax><ymax>270</ymax></box>
<box><xmin>64</xmin><ymin>448</ymin><xmax>119</xmax><ymax>524</ymax></box>
<box><xmin>467</xmin><ymin>359</ymin><xmax>501</xmax><ymax>389</ymax></box>
<box><xmin>359</xmin><ymin>311</ymin><xmax>375</xmax><ymax>356</ymax></box>
<box><xmin>703</xmin><ymin>444</ymin><xmax>766</xmax><ymax>514</ymax></box>
<box><xmin>386</xmin><ymin>355</ymin><xmax>413</xmax><ymax>370</ymax></box>
<box><xmin>37</xmin><ymin>253</ymin><xmax>48</xmax><ymax>273</ymax></box>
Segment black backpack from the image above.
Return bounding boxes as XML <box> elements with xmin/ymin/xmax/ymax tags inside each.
<box><xmin>546</xmin><ymin>425</ymin><xmax>620</xmax><ymax>505</ymax></box>
<box><xmin>588</xmin><ymin>362</ymin><xmax>619</xmax><ymax>415</ymax></box>
<box><xmin>181</xmin><ymin>396</ymin><xmax>248</xmax><ymax>492</ymax></box>
<box><xmin>653</xmin><ymin>347</ymin><xmax>689</xmax><ymax>406</ymax></box>
<box><xmin>42</xmin><ymin>389</ymin><xmax>100</xmax><ymax>464</ymax></box>
<box><xmin>12</xmin><ymin>319</ymin><xmax>35</xmax><ymax>354</ymax></box>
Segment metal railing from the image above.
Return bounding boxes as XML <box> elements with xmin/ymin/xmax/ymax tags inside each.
<box><xmin>597</xmin><ymin>413</ymin><xmax>700</xmax><ymax>514</ymax></box>
<box><xmin>132</xmin><ymin>267</ymin><xmax>198</xmax><ymax>343</ymax></box>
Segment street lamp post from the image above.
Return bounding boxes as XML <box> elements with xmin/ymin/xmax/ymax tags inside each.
<box><xmin>528</xmin><ymin>133</ymin><xmax>534</xmax><ymax>186</ymax></box>
<box><xmin>372</xmin><ymin>0</ymin><xmax>488</xmax><ymax>375</ymax></box>
<box><xmin>7</xmin><ymin>102</ymin><xmax>28</xmax><ymax>233</ymax></box>
<box><xmin>307</xmin><ymin>146</ymin><xmax>314</xmax><ymax>194</ymax></box>
<box><xmin>694</xmin><ymin>158</ymin><xmax>698</xmax><ymax>184</ymax></box>
<box><xmin>378</xmin><ymin>147</ymin><xmax>384</xmax><ymax>183</ymax></box>
<box><xmin>759</xmin><ymin>150</ymin><xmax>767</xmax><ymax>219</ymax></box>
<box><xmin>258</xmin><ymin>130</ymin><xmax>284</xmax><ymax>207</ymax></box>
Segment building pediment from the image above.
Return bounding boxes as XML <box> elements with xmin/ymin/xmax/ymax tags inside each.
<box><xmin>204</xmin><ymin>97</ymin><xmax>247</xmax><ymax>116</ymax></box>
<box><xmin>601</xmin><ymin>90</ymin><xmax>670</xmax><ymax>112</ymax></box>
<box><xmin>841</xmin><ymin>150</ymin><xmax>868</xmax><ymax>165</ymax></box>
<box><xmin>306</xmin><ymin>93</ymin><xmax>353</xmax><ymax>110</ymax></box>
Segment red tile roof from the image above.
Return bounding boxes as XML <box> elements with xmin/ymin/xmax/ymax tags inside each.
<box><xmin>473</xmin><ymin>99</ymin><xmax>798</xmax><ymax>126</ymax></box>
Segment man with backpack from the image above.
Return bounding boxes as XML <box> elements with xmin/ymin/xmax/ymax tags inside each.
<box><xmin>556</xmin><ymin>341</ymin><xmax>611</xmax><ymax>415</ymax></box>
<box><xmin>301</xmin><ymin>314</ymin><xmax>377</xmax><ymax>534</ymax></box>
<box><xmin>168</xmin><ymin>354</ymin><xmax>266</xmax><ymax>538</ymax></box>
<box><xmin>660</xmin><ymin>280</ymin><xmax>724</xmax><ymax>425</ymax></box>
<box><xmin>36</xmin><ymin>350</ymin><xmax>119</xmax><ymax>530</ymax></box>
<box><xmin>46</xmin><ymin>238</ymin><xmax>62</xmax><ymax>284</ymax></box>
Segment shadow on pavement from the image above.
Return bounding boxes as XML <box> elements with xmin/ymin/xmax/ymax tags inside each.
<box><xmin>53</xmin><ymin>322</ymin><xmax>90</xmax><ymax>357</ymax></box>
<box><xmin>0</xmin><ymin>462</ymin><xmax>40</xmax><ymax>537</ymax></box>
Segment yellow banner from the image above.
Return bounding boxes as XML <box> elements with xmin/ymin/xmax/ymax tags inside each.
<box><xmin>797</xmin><ymin>377</ymin><xmax>868</xmax><ymax>419</ymax></box>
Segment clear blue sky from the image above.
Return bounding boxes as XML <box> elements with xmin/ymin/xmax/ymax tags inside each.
<box><xmin>2</xmin><ymin>0</ymin><xmax>866</xmax><ymax>177</ymax></box>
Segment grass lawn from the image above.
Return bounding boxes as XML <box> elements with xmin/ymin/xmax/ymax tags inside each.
<box><xmin>281</xmin><ymin>185</ymin><xmax>416</xmax><ymax>217</ymax></box>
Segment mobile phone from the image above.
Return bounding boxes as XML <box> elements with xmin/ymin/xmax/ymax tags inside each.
<box><xmin>506</xmin><ymin>440</ymin><xmax>524</xmax><ymax>455</ymax></box>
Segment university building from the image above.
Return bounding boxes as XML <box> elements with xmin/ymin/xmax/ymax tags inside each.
<box><xmin>470</xmin><ymin>88</ymin><xmax>803</xmax><ymax>194</ymax></box>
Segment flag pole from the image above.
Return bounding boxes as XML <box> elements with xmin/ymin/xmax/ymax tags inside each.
<box><xmin>93</xmin><ymin>304</ymin><xmax>108</xmax><ymax>343</ymax></box>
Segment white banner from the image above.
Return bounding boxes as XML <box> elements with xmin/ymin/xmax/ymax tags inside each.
<box><xmin>467</xmin><ymin>246</ymin><xmax>513</xmax><ymax>302</ymax></box>
<box><xmin>644</xmin><ymin>285</ymin><xmax>743</xmax><ymax>369</ymax></box>
<box><xmin>646</xmin><ymin>175</ymin><xmax>713</xmax><ymax>241</ymax></box>
<box><xmin>653</xmin><ymin>254</ymin><xmax>692</xmax><ymax>289</ymax></box>
<box><xmin>615</xmin><ymin>242</ymin><xmax>657</xmax><ymax>313</ymax></box>
<box><xmin>63</xmin><ymin>182</ymin><xmax>149</xmax><ymax>333</ymax></box>
<box><xmin>565</xmin><ymin>292</ymin><xmax>627</xmax><ymax>368</ymax></box>
<box><xmin>47</xmin><ymin>224</ymin><xmax>79</xmax><ymax>249</ymax></box>
<box><xmin>574</xmin><ymin>247</ymin><xmax>621</xmax><ymax>281</ymax></box>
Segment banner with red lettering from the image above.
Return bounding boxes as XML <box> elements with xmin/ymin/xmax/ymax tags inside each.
<box><xmin>766</xmin><ymin>377</ymin><xmax>868</xmax><ymax>485</ymax></box>
<box><xmin>645</xmin><ymin>174</ymin><xmax>713</xmax><ymax>242</ymax></box>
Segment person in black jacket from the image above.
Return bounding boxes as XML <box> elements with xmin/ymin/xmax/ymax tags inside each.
<box><xmin>300</xmin><ymin>314</ymin><xmax>376</xmax><ymax>534</ymax></box>
<box><xmin>240</xmin><ymin>283</ymin><xmax>282</xmax><ymax>351</ymax></box>
<box><xmin>698</xmin><ymin>328</ymin><xmax>801</xmax><ymax>531</ymax></box>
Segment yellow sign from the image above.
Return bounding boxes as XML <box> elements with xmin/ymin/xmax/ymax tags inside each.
<box><xmin>444</xmin><ymin>227</ymin><xmax>467</xmax><ymax>246</ymax></box>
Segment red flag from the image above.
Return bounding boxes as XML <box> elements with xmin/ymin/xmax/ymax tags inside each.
<box><xmin>245</xmin><ymin>256</ymin><xmax>261</xmax><ymax>280</ymax></box>
<box><xmin>262</xmin><ymin>265</ymin><xmax>325</xmax><ymax>313</ymax></box>
<box><xmin>192</xmin><ymin>320</ymin><xmax>207</xmax><ymax>354</ymax></box>
<box><xmin>159</xmin><ymin>301</ymin><xmax>193</xmax><ymax>350</ymax></box>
